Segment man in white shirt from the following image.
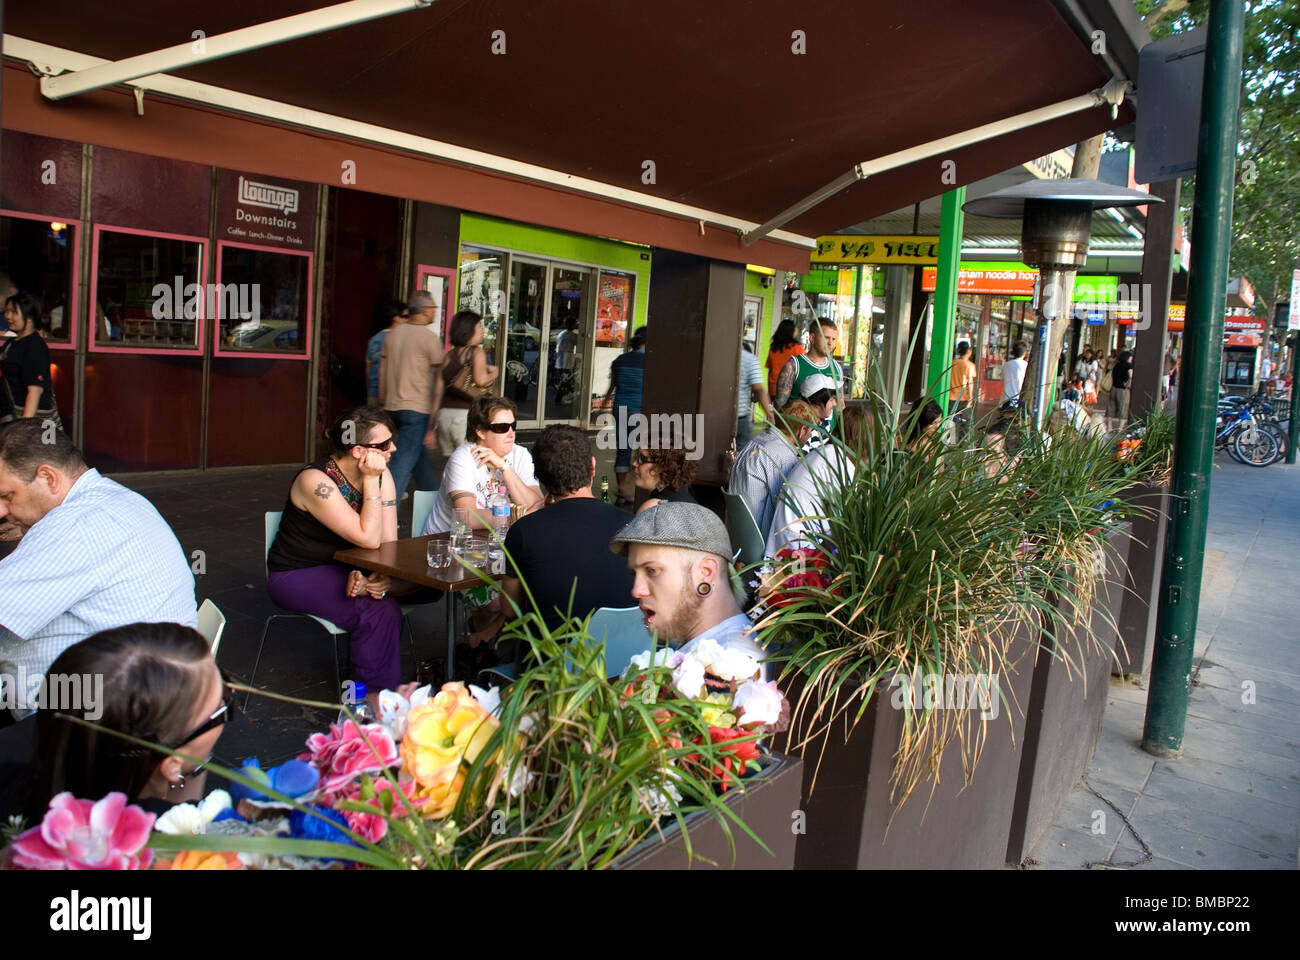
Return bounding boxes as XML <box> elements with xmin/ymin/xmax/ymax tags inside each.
<box><xmin>0</xmin><ymin>421</ymin><xmax>197</xmax><ymax>707</ymax></box>
<box><xmin>728</xmin><ymin>399</ymin><xmax>812</xmax><ymax>537</ymax></box>
<box><xmin>1001</xmin><ymin>341</ymin><xmax>1029</xmax><ymax>406</ymax></box>
<box><xmin>610</xmin><ymin>501</ymin><xmax>766</xmax><ymax>666</ymax></box>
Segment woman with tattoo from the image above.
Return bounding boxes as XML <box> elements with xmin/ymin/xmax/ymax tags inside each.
<box><xmin>266</xmin><ymin>406</ymin><xmax>419</xmax><ymax>711</ymax></box>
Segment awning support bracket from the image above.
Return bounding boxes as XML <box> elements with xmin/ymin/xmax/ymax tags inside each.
<box><xmin>739</xmin><ymin>78</ymin><xmax>1130</xmax><ymax>247</ymax></box>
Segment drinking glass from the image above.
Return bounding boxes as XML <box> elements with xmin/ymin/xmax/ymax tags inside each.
<box><xmin>427</xmin><ymin>539</ymin><xmax>451</xmax><ymax>570</ymax></box>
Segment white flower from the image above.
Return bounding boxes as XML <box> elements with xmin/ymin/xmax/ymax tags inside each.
<box><xmin>154</xmin><ymin>789</ymin><xmax>233</xmax><ymax>836</ymax></box>
<box><xmin>505</xmin><ymin>757</ymin><xmax>534</xmax><ymax>798</ymax></box>
<box><xmin>733</xmin><ymin>680</ymin><xmax>784</xmax><ymax>727</ymax></box>
<box><xmin>627</xmin><ymin>649</ymin><xmax>684</xmax><ymax>672</ymax></box>
<box><xmin>468</xmin><ymin>684</ymin><xmax>500</xmax><ymax>716</ymax></box>
<box><xmin>636</xmin><ymin>778</ymin><xmax>683</xmax><ymax>818</ymax></box>
<box><xmin>708</xmin><ymin>648</ymin><xmax>761</xmax><ymax>683</ymax></box>
<box><xmin>377</xmin><ymin>684</ymin><xmax>433</xmax><ymax>741</ymax></box>
<box><xmin>671</xmin><ymin>655</ymin><xmax>707</xmax><ymax>699</ymax></box>
<box><xmin>517</xmin><ymin>712</ymin><xmax>538</xmax><ymax>735</ymax></box>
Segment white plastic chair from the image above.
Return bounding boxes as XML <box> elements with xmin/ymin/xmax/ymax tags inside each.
<box><xmin>197</xmin><ymin>598</ymin><xmax>227</xmax><ymax>659</ymax></box>
<box><xmin>410</xmin><ymin>489</ymin><xmax>437</xmax><ymax>539</ymax></box>
<box><xmin>586</xmin><ymin>606</ymin><xmax>654</xmax><ymax>678</ymax></box>
<box><xmin>249</xmin><ymin>511</ymin><xmax>349</xmax><ymax>707</ymax></box>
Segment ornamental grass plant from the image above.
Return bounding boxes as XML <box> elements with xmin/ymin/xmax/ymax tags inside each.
<box><xmin>756</xmin><ymin>363</ymin><xmax>1165</xmax><ymax>815</ymax></box>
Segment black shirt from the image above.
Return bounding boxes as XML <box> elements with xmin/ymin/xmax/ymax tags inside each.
<box><xmin>1113</xmin><ymin>358</ymin><xmax>1134</xmax><ymax>389</ymax></box>
<box><xmin>0</xmin><ymin>333</ymin><xmax>52</xmax><ymax>416</ymax></box>
<box><xmin>503</xmin><ymin>497</ymin><xmax>636</xmax><ymax>631</ymax></box>
<box><xmin>267</xmin><ymin>459</ymin><xmax>358</xmax><ymax>571</ymax></box>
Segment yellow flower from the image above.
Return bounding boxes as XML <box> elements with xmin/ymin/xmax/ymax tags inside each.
<box><xmin>400</xmin><ymin>682</ymin><xmax>499</xmax><ymax>818</ymax></box>
<box><xmin>159</xmin><ymin>849</ymin><xmax>241</xmax><ymax>870</ymax></box>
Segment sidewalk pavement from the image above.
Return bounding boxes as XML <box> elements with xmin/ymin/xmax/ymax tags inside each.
<box><xmin>1027</xmin><ymin>458</ymin><xmax>1300</xmax><ymax>870</ymax></box>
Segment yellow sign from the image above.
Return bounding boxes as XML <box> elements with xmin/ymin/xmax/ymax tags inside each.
<box><xmin>812</xmin><ymin>235</ymin><xmax>940</xmax><ymax>265</ymax></box>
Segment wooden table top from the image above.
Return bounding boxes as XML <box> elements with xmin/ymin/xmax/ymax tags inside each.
<box><xmin>334</xmin><ymin>533</ymin><xmax>503</xmax><ymax>592</ymax></box>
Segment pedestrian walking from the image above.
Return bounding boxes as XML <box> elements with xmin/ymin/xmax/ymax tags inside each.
<box><xmin>1107</xmin><ymin>349</ymin><xmax>1134</xmax><ymax>430</ymax></box>
<box><xmin>379</xmin><ymin>290</ymin><xmax>443</xmax><ymax>501</ymax></box>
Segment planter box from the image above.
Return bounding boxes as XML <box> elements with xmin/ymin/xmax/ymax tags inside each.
<box><xmin>1114</xmin><ymin>485</ymin><xmax>1170</xmax><ymax>678</ymax></box>
<box><xmin>786</xmin><ymin>614</ymin><xmax>1040</xmax><ymax>869</ymax></box>
<box><xmin>616</xmin><ymin>751</ymin><xmax>802</xmax><ymax>870</ymax></box>
<box><xmin>1005</xmin><ymin>522</ymin><xmax>1133</xmax><ymax>864</ymax></box>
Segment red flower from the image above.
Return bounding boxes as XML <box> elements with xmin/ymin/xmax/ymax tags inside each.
<box><xmin>705</xmin><ymin>726</ymin><xmax>762</xmax><ymax>792</ymax></box>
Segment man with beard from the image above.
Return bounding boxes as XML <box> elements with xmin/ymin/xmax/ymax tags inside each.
<box><xmin>610</xmin><ymin>501</ymin><xmax>765</xmax><ymax>664</ymax></box>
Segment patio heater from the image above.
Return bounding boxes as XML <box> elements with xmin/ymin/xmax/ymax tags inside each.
<box><xmin>963</xmin><ymin>180</ymin><xmax>1161</xmax><ymax>429</ymax></box>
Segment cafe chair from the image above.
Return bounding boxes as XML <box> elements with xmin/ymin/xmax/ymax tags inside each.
<box><xmin>248</xmin><ymin>512</ymin><xmax>349</xmax><ymax>709</ymax></box>
<box><xmin>410</xmin><ymin>488</ymin><xmax>437</xmax><ymax>539</ymax></box>
<box><xmin>722</xmin><ymin>492</ymin><xmax>766</xmax><ymax>567</ymax></box>
<box><xmin>583</xmin><ymin>606</ymin><xmax>653</xmax><ymax>679</ymax></box>
<box><xmin>197</xmin><ymin>598</ymin><xmax>227</xmax><ymax>659</ymax></box>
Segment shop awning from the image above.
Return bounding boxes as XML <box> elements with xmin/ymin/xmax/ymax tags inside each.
<box><xmin>2</xmin><ymin>0</ymin><xmax>1140</xmax><ymax>273</ymax></box>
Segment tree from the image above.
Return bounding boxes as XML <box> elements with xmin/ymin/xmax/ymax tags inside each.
<box><xmin>1138</xmin><ymin>0</ymin><xmax>1300</xmax><ymax>322</ymax></box>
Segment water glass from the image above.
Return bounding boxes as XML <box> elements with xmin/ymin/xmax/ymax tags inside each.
<box><xmin>450</xmin><ymin>527</ymin><xmax>472</xmax><ymax>557</ymax></box>
<box><xmin>427</xmin><ymin>539</ymin><xmax>451</xmax><ymax>570</ymax></box>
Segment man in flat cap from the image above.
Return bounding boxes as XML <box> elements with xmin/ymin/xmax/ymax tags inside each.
<box><xmin>610</xmin><ymin>501</ymin><xmax>765</xmax><ymax>663</ymax></box>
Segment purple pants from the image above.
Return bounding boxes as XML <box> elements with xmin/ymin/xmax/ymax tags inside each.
<box><xmin>267</xmin><ymin>565</ymin><xmax>403</xmax><ymax>692</ymax></box>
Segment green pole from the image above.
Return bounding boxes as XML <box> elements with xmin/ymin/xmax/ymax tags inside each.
<box><xmin>1142</xmin><ymin>0</ymin><xmax>1244</xmax><ymax>756</ymax></box>
<box><xmin>1287</xmin><ymin>333</ymin><xmax>1299</xmax><ymax>465</ymax></box>
<box><xmin>927</xmin><ymin>187</ymin><xmax>965</xmax><ymax>412</ymax></box>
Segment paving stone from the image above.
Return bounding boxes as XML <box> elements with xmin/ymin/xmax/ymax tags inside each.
<box><xmin>1125</xmin><ymin>793</ymin><xmax>1297</xmax><ymax>864</ymax></box>
<box><xmin>1142</xmin><ymin>767</ymin><xmax>1300</xmax><ymax>831</ymax></box>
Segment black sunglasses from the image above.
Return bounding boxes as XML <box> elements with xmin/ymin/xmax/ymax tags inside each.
<box><xmin>485</xmin><ymin>421</ymin><xmax>518</xmax><ymax>434</ymax></box>
<box><xmin>357</xmin><ymin>434</ymin><xmax>396</xmax><ymax>450</ymax></box>
<box><xmin>171</xmin><ymin>672</ymin><xmax>237</xmax><ymax>750</ymax></box>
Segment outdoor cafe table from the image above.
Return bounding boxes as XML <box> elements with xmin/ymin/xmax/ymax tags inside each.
<box><xmin>334</xmin><ymin>533</ymin><xmax>503</xmax><ymax>680</ymax></box>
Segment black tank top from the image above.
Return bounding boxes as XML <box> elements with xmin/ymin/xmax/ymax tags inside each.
<box><xmin>267</xmin><ymin>458</ymin><xmax>362</xmax><ymax>572</ymax></box>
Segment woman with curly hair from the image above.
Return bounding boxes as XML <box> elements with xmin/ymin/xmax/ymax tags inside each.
<box><xmin>633</xmin><ymin>433</ymin><xmax>698</xmax><ymax>514</ymax></box>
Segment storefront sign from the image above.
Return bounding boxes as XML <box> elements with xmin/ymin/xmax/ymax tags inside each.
<box><xmin>1225</xmin><ymin>333</ymin><xmax>1261</xmax><ymax>347</ymax></box>
<box><xmin>596</xmin><ymin>272</ymin><xmax>630</xmax><ymax>346</ymax></box>
<box><xmin>813</xmin><ymin>235</ymin><xmax>940</xmax><ymax>265</ymax></box>
<box><xmin>1290</xmin><ymin>269</ymin><xmax>1300</xmax><ymax>330</ymax></box>
<box><xmin>217</xmin><ymin>170</ymin><xmax>316</xmax><ymax>249</ymax></box>
<box><xmin>922</xmin><ymin>262</ymin><xmax>1037</xmax><ymax>296</ymax></box>
<box><xmin>1224</xmin><ymin>315</ymin><xmax>1267</xmax><ymax>336</ymax></box>
<box><xmin>1168</xmin><ymin>302</ymin><xmax>1185</xmax><ymax>332</ymax></box>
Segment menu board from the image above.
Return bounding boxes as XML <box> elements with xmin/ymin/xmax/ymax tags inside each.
<box><xmin>596</xmin><ymin>272</ymin><xmax>630</xmax><ymax>346</ymax></box>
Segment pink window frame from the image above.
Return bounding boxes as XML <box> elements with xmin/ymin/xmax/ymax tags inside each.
<box><xmin>212</xmin><ymin>240</ymin><xmax>313</xmax><ymax>360</ymax></box>
<box><xmin>89</xmin><ymin>224</ymin><xmax>208</xmax><ymax>356</ymax></box>
<box><xmin>416</xmin><ymin>264</ymin><xmax>457</xmax><ymax>348</ymax></box>
<box><xmin>1</xmin><ymin>208</ymin><xmax>81</xmax><ymax>352</ymax></box>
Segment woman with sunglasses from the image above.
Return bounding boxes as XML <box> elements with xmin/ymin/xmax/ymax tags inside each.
<box><xmin>266</xmin><ymin>406</ymin><xmax>408</xmax><ymax>707</ymax></box>
<box><xmin>422</xmin><ymin>395</ymin><xmax>542</xmax><ymax>656</ymax></box>
<box><xmin>30</xmin><ymin>622</ymin><xmax>230</xmax><ymax>816</ymax></box>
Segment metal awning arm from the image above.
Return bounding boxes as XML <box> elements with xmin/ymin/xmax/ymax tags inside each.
<box><xmin>39</xmin><ymin>0</ymin><xmax>434</xmax><ymax>101</ymax></box>
<box><xmin>740</xmin><ymin>78</ymin><xmax>1130</xmax><ymax>247</ymax></box>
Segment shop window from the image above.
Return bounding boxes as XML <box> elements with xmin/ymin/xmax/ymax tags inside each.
<box><xmin>91</xmin><ymin>226</ymin><xmax>206</xmax><ymax>354</ymax></box>
<box><xmin>458</xmin><ymin>246</ymin><xmax>504</xmax><ymax>364</ymax></box>
<box><xmin>0</xmin><ymin>211</ymin><xmax>78</xmax><ymax>347</ymax></box>
<box><xmin>214</xmin><ymin>241</ymin><xmax>312</xmax><ymax>357</ymax></box>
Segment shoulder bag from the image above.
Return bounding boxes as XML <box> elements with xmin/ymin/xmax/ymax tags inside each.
<box><xmin>444</xmin><ymin>345</ymin><xmax>490</xmax><ymax>403</ymax></box>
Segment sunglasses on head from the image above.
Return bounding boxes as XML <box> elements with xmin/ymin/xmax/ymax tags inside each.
<box><xmin>485</xmin><ymin>421</ymin><xmax>517</xmax><ymax>435</ymax></box>
<box><xmin>357</xmin><ymin>435</ymin><xmax>396</xmax><ymax>450</ymax></box>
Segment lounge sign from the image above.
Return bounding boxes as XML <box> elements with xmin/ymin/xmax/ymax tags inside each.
<box><xmin>217</xmin><ymin>170</ymin><xmax>316</xmax><ymax>249</ymax></box>
<box><xmin>812</xmin><ymin>235</ymin><xmax>940</xmax><ymax>265</ymax></box>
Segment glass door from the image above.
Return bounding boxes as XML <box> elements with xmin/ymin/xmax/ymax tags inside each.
<box><xmin>543</xmin><ymin>266</ymin><xmax>592</xmax><ymax>424</ymax></box>
<box><xmin>505</xmin><ymin>258</ymin><xmax>548</xmax><ymax>427</ymax></box>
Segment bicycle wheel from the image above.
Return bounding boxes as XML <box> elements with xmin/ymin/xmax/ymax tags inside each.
<box><xmin>1262</xmin><ymin>421</ymin><xmax>1287</xmax><ymax>459</ymax></box>
<box><xmin>1222</xmin><ymin>425</ymin><xmax>1248</xmax><ymax>463</ymax></box>
<box><xmin>1233</xmin><ymin>424</ymin><xmax>1279</xmax><ymax>466</ymax></box>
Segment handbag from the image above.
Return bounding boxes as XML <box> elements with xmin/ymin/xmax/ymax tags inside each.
<box><xmin>1100</xmin><ymin>366</ymin><xmax>1113</xmax><ymax>393</ymax></box>
<box><xmin>444</xmin><ymin>346</ymin><xmax>489</xmax><ymax>403</ymax></box>
<box><xmin>1</xmin><ymin>377</ymin><xmax>63</xmax><ymax>430</ymax></box>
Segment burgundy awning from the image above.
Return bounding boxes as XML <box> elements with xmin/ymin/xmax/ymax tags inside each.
<box><xmin>3</xmin><ymin>0</ymin><xmax>1135</xmax><ymax>272</ymax></box>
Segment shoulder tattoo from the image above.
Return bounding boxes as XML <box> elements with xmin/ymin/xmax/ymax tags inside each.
<box><xmin>314</xmin><ymin>482</ymin><xmax>333</xmax><ymax>500</ymax></box>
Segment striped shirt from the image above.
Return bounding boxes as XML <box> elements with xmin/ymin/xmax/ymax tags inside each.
<box><xmin>0</xmin><ymin>469</ymin><xmax>197</xmax><ymax>685</ymax></box>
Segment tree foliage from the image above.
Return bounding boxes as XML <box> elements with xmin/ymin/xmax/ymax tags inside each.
<box><xmin>1138</xmin><ymin>0</ymin><xmax>1300</xmax><ymax>321</ymax></box>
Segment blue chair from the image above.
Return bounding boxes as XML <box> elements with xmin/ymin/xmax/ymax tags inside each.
<box><xmin>248</xmin><ymin>512</ymin><xmax>349</xmax><ymax>708</ymax></box>
<box><xmin>479</xmin><ymin>606</ymin><xmax>653</xmax><ymax>687</ymax></box>
<box><xmin>410</xmin><ymin>488</ymin><xmax>437</xmax><ymax>538</ymax></box>
<box><xmin>723</xmin><ymin>491</ymin><xmax>766</xmax><ymax>567</ymax></box>
<box><xmin>584</xmin><ymin>606</ymin><xmax>654</xmax><ymax>678</ymax></box>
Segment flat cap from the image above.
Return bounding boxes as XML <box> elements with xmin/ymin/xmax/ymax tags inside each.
<box><xmin>610</xmin><ymin>501</ymin><xmax>733</xmax><ymax>560</ymax></box>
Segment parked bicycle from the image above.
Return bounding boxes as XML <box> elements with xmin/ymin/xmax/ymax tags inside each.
<box><xmin>1215</xmin><ymin>402</ymin><xmax>1279</xmax><ymax>466</ymax></box>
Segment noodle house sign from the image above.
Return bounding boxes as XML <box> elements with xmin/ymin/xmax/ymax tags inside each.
<box><xmin>217</xmin><ymin>170</ymin><xmax>316</xmax><ymax>249</ymax></box>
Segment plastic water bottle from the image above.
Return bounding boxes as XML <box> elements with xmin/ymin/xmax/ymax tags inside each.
<box><xmin>339</xmin><ymin>681</ymin><xmax>374</xmax><ymax>726</ymax></box>
<box><xmin>489</xmin><ymin>483</ymin><xmax>510</xmax><ymax>574</ymax></box>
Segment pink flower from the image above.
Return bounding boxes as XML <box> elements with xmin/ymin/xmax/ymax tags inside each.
<box><xmin>302</xmin><ymin>721</ymin><xmax>400</xmax><ymax>801</ymax></box>
<box><xmin>10</xmin><ymin>793</ymin><xmax>155</xmax><ymax>870</ymax></box>
<box><xmin>343</xmin><ymin>809</ymin><xmax>389</xmax><ymax>844</ymax></box>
